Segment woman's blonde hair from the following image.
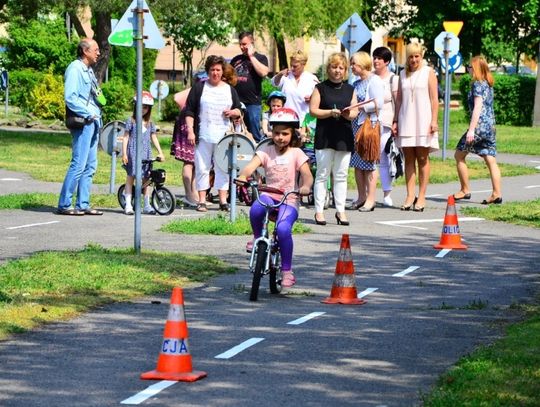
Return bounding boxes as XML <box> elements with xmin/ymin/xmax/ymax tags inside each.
<box><xmin>405</xmin><ymin>42</ymin><xmax>425</xmax><ymax>75</ymax></box>
<box><xmin>325</xmin><ymin>52</ymin><xmax>349</xmax><ymax>79</ymax></box>
<box><xmin>290</xmin><ymin>50</ymin><xmax>308</xmax><ymax>65</ymax></box>
<box><xmin>470</xmin><ymin>55</ymin><xmax>494</xmax><ymax>87</ymax></box>
<box><xmin>350</xmin><ymin>51</ymin><xmax>372</xmax><ymax>71</ymax></box>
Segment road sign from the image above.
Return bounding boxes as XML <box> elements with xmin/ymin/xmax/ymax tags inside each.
<box><xmin>434</xmin><ymin>31</ymin><xmax>460</xmax><ymax>60</ymax></box>
<box><xmin>0</xmin><ymin>70</ymin><xmax>7</xmax><ymax>91</ymax></box>
<box><xmin>108</xmin><ymin>0</ymin><xmax>165</xmax><ymax>49</ymax></box>
<box><xmin>440</xmin><ymin>52</ymin><xmax>463</xmax><ymax>73</ymax></box>
<box><xmin>150</xmin><ymin>80</ymin><xmax>169</xmax><ymax>100</ymax></box>
<box><xmin>99</xmin><ymin>120</ymin><xmax>125</xmax><ymax>156</ymax></box>
<box><xmin>443</xmin><ymin>21</ymin><xmax>463</xmax><ymax>37</ymax></box>
<box><xmin>336</xmin><ymin>13</ymin><xmax>371</xmax><ymax>53</ymax></box>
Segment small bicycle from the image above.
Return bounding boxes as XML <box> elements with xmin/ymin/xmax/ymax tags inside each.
<box><xmin>117</xmin><ymin>158</ymin><xmax>175</xmax><ymax>215</ymax></box>
<box><xmin>235</xmin><ymin>179</ymin><xmax>299</xmax><ymax>301</ymax></box>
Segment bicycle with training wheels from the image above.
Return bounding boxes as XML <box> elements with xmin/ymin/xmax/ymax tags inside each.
<box><xmin>117</xmin><ymin>157</ymin><xmax>175</xmax><ymax>215</ymax></box>
<box><xmin>235</xmin><ymin>179</ymin><xmax>299</xmax><ymax>301</ymax></box>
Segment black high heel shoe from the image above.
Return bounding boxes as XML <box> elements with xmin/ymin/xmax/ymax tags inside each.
<box><xmin>335</xmin><ymin>213</ymin><xmax>350</xmax><ymax>226</ymax></box>
<box><xmin>400</xmin><ymin>197</ymin><xmax>417</xmax><ymax>211</ymax></box>
<box><xmin>314</xmin><ymin>214</ymin><xmax>327</xmax><ymax>225</ymax></box>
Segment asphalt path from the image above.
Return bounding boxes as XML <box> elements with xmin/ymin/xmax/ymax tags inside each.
<box><xmin>0</xmin><ymin>153</ymin><xmax>539</xmax><ymax>406</ymax></box>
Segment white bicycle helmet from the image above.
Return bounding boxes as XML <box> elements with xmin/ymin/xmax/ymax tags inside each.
<box><xmin>133</xmin><ymin>91</ymin><xmax>155</xmax><ymax>106</ymax></box>
<box><xmin>268</xmin><ymin>107</ymin><xmax>299</xmax><ymax>128</ymax></box>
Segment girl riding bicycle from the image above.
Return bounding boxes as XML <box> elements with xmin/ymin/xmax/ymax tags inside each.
<box><xmin>122</xmin><ymin>91</ymin><xmax>164</xmax><ymax>215</ymax></box>
<box><xmin>237</xmin><ymin>108</ymin><xmax>313</xmax><ymax>287</ymax></box>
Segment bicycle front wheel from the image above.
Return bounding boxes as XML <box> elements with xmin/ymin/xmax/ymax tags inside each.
<box><xmin>250</xmin><ymin>241</ymin><xmax>267</xmax><ymax>301</ymax></box>
<box><xmin>117</xmin><ymin>184</ymin><xmax>134</xmax><ymax>209</ymax></box>
<box><xmin>269</xmin><ymin>248</ymin><xmax>282</xmax><ymax>294</ymax></box>
<box><xmin>152</xmin><ymin>187</ymin><xmax>175</xmax><ymax>215</ymax></box>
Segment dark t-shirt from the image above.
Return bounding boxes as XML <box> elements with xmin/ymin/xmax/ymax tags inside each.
<box><xmin>314</xmin><ymin>80</ymin><xmax>355</xmax><ymax>152</ymax></box>
<box><xmin>230</xmin><ymin>52</ymin><xmax>268</xmax><ymax>105</ymax></box>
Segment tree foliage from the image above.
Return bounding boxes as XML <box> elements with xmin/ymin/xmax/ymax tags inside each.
<box><xmin>157</xmin><ymin>0</ymin><xmax>232</xmax><ymax>84</ymax></box>
<box><xmin>1</xmin><ymin>17</ymin><xmax>76</xmax><ymax>75</ymax></box>
<box><xmin>227</xmin><ymin>0</ymin><xmax>368</xmax><ymax>69</ymax></box>
<box><xmin>376</xmin><ymin>0</ymin><xmax>539</xmax><ymax>65</ymax></box>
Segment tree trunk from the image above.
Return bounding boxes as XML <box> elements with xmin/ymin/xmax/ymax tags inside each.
<box><xmin>275</xmin><ymin>36</ymin><xmax>288</xmax><ymax>71</ymax></box>
<box><xmin>93</xmin><ymin>12</ymin><xmax>112</xmax><ymax>84</ymax></box>
<box><xmin>68</xmin><ymin>12</ymin><xmax>87</xmax><ymax>39</ymax></box>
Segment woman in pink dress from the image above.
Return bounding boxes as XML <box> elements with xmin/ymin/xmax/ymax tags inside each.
<box><xmin>392</xmin><ymin>42</ymin><xmax>439</xmax><ymax>212</ymax></box>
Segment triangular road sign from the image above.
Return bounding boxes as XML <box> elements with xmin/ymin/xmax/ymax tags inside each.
<box><xmin>108</xmin><ymin>0</ymin><xmax>165</xmax><ymax>49</ymax></box>
<box><xmin>443</xmin><ymin>21</ymin><xmax>463</xmax><ymax>37</ymax></box>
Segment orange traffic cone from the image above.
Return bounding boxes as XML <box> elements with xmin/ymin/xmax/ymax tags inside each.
<box><xmin>141</xmin><ymin>287</ymin><xmax>207</xmax><ymax>382</ymax></box>
<box><xmin>322</xmin><ymin>234</ymin><xmax>366</xmax><ymax>305</ymax></box>
<box><xmin>434</xmin><ymin>195</ymin><xmax>468</xmax><ymax>250</ymax></box>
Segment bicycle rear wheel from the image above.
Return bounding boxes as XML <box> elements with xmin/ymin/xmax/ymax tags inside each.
<box><xmin>117</xmin><ymin>184</ymin><xmax>134</xmax><ymax>209</ymax></box>
<box><xmin>269</xmin><ymin>248</ymin><xmax>282</xmax><ymax>294</ymax></box>
<box><xmin>250</xmin><ymin>241</ymin><xmax>267</xmax><ymax>301</ymax></box>
<box><xmin>152</xmin><ymin>187</ymin><xmax>175</xmax><ymax>215</ymax></box>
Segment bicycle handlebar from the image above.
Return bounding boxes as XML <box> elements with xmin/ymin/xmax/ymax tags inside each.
<box><xmin>234</xmin><ymin>179</ymin><xmax>300</xmax><ymax>209</ymax></box>
<box><xmin>142</xmin><ymin>157</ymin><xmax>163</xmax><ymax>164</ymax></box>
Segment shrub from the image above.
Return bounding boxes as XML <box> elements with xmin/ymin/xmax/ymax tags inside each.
<box><xmin>101</xmin><ymin>79</ymin><xmax>133</xmax><ymax>124</ymax></box>
<box><xmin>160</xmin><ymin>95</ymin><xmax>180</xmax><ymax>122</ymax></box>
<box><xmin>9</xmin><ymin>69</ymin><xmax>45</xmax><ymax>112</ymax></box>
<box><xmin>261</xmin><ymin>77</ymin><xmax>279</xmax><ymax>110</ymax></box>
<box><xmin>2</xmin><ymin>17</ymin><xmax>75</xmax><ymax>75</ymax></box>
<box><xmin>30</xmin><ymin>71</ymin><xmax>65</xmax><ymax>120</ymax></box>
<box><xmin>459</xmin><ymin>73</ymin><xmax>536</xmax><ymax>126</ymax></box>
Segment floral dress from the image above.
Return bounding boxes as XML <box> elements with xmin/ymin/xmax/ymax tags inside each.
<box><xmin>350</xmin><ymin>77</ymin><xmax>376</xmax><ymax>171</ymax></box>
<box><xmin>456</xmin><ymin>80</ymin><xmax>496</xmax><ymax>157</ymax></box>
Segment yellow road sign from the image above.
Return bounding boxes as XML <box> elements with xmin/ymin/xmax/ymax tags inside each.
<box><xmin>443</xmin><ymin>21</ymin><xmax>463</xmax><ymax>36</ymax></box>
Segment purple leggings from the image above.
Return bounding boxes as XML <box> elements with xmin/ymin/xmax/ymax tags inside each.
<box><xmin>249</xmin><ymin>194</ymin><xmax>299</xmax><ymax>271</ymax></box>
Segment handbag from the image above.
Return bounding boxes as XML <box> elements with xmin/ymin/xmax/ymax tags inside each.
<box><xmin>355</xmin><ymin>109</ymin><xmax>381</xmax><ymax>162</ymax></box>
<box><xmin>65</xmin><ymin>107</ymin><xmax>88</xmax><ymax>129</ymax></box>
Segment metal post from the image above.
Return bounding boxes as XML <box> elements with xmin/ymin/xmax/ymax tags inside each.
<box><xmin>172</xmin><ymin>44</ymin><xmax>176</xmax><ymax>92</ymax></box>
<box><xmin>229</xmin><ymin>136</ymin><xmax>238</xmax><ymax>222</ymax></box>
<box><xmin>442</xmin><ymin>34</ymin><xmax>452</xmax><ymax>161</ymax></box>
<box><xmin>134</xmin><ymin>0</ymin><xmax>144</xmax><ymax>253</ymax></box>
<box><xmin>4</xmin><ymin>80</ymin><xmax>8</xmax><ymax>117</ymax></box>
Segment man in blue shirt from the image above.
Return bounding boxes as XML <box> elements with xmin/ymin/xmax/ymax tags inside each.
<box><xmin>57</xmin><ymin>38</ymin><xmax>103</xmax><ymax>216</ymax></box>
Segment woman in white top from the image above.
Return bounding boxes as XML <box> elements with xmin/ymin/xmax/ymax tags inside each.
<box><xmin>373</xmin><ymin>46</ymin><xmax>399</xmax><ymax>207</ymax></box>
<box><xmin>392</xmin><ymin>42</ymin><xmax>439</xmax><ymax>212</ymax></box>
<box><xmin>185</xmin><ymin>55</ymin><xmax>242</xmax><ymax>212</ymax></box>
<box><xmin>271</xmin><ymin>50</ymin><xmax>319</xmax><ymax>125</ymax></box>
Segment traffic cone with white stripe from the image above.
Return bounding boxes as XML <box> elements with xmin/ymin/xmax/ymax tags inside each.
<box><xmin>434</xmin><ymin>195</ymin><xmax>468</xmax><ymax>250</ymax></box>
<box><xmin>322</xmin><ymin>234</ymin><xmax>366</xmax><ymax>305</ymax></box>
<box><xmin>141</xmin><ymin>287</ymin><xmax>207</xmax><ymax>382</ymax></box>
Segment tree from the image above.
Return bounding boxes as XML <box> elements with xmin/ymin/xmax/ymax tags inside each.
<box><xmin>157</xmin><ymin>0</ymin><xmax>232</xmax><ymax>85</ymax></box>
<box><xmin>227</xmin><ymin>0</ymin><xmax>369</xmax><ymax>70</ymax></box>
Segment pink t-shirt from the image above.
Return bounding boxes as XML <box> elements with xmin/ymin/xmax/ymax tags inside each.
<box><xmin>256</xmin><ymin>144</ymin><xmax>309</xmax><ymax>207</ymax></box>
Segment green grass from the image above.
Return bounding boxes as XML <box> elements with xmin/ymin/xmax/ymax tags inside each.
<box><xmin>461</xmin><ymin>198</ymin><xmax>540</xmax><ymax>228</ymax></box>
<box><xmin>161</xmin><ymin>212</ymin><xmax>311</xmax><ymax>235</ymax></box>
<box><xmin>423</xmin><ymin>303</ymin><xmax>540</xmax><ymax>406</ymax></box>
<box><xmin>0</xmin><ymin>244</ymin><xmax>235</xmax><ymax>340</ymax></box>
<box><xmin>0</xmin><ymin>192</ymin><xmax>119</xmax><ymax>209</ymax></box>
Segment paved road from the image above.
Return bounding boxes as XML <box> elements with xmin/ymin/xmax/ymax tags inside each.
<box><xmin>0</xmin><ymin>158</ymin><xmax>539</xmax><ymax>406</ymax></box>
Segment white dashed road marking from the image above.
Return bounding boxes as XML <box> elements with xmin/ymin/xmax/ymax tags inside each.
<box><xmin>393</xmin><ymin>266</ymin><xmax>420</xmax><ymax>277</ymax></box>
<box><xmin>6</xmin><ymin>221</ymin><xmax>60</xmax><ymax>230</ymax></box>
<box><xmin>215</xmin><ymin>337</ymin><xmax>265</xmax><ymax>359</ymax></box>
<box><xmin>120</xmin><ymin>380</ymin><xmax>177</xmax><ymax>405</ymax></box>
<box><xmin>435</xmin><ymin>249</ymin><xmax>452</xmax><ymax>258</ymax></box>
<box><xmin>357</xmin><ymin>287</ymin><xmax>378</xmax><ymax>298</ymax></box>
<box><xmin>287</xmin><ymin>312</ymin><xmax>326</xmax><ymax>325</ymax></box>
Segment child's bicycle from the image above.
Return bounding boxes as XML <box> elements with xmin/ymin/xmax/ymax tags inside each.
<box><xmin>117</xmin><ymin>158</ymin><xmax>175</xmax><ymax>215</ymax></box>
<box><xmin>235</xmin><ymin>179</ymin><xmax>299</xmax><ymax>301</ymax></box>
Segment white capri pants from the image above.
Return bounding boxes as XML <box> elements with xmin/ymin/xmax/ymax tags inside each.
<box><xmin>379</xmin><ymin>125</ymin><xmax>393</xmax><ymax>192</ymax></box>
<box><xmin>194</xmin><ymin>139</ymin><xmax>229</xmax><ymax>192</ymax></box>
<box><xmin>314</xmin><ymin>148</ymin><xmax>351</xmax><ymax>213</ymax></box>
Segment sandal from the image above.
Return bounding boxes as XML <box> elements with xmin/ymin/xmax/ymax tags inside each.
<box><xmin>196</xmin><ymin>203</ymin><xmax>208</xmax><ymax>212</ymax></box>
<box><xmin>83</xmin><ymin>208</ymin><xmax>103</xmax><ymax>215</ymax></box>
<box><xmin>281</xmin><ymin>271</ymin><xmax>296</xmax><ymax>288</ymax></box>
<box><xmin>56</xmin><ymin>208</ymin><xmax>84</xmax><ymax>216</ymax></box>
<box><xmin>219</xmin><ymin>203</ymin><xmax>230</xmax><ymax>212</ymax></box>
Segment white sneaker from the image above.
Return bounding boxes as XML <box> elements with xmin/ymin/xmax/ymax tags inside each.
<box><xmin>383</xmin><ymin>196</ymin><xmax>393</xmax><ymax>207</ymax></box>
<box><xmin>143</xmin><ymin>206</ymin><xmax>156</xmax><ymax>215</ymax></box>
<box><xmin>124</xmin><ymin>206</ymin><xmax>134</xmax><ymax>215</ymax></box>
